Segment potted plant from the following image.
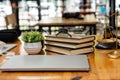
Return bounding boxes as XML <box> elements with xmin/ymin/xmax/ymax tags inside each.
<box><xmin>22</xmin><ymin>31</ymin><xmax>44</xmax><ymax>55</ymax></box>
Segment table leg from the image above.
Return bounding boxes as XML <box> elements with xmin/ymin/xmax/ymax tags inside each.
<box><xmin>89</xmin><ymin>25</ymin><xmax>96</xmax><ymax>35</ymax></box>
<box><xmin>93</xmin><ymin>25</ymin><xmax>96</xmax><ymax>35</ymax></box>
<box><xmin>38</xmin><ymin>26</ymin><xmax>43</xmax><ymax>32</ymax></box>
<box><xmin>89</xmin><ymin>27</ymin><xmax>92</xmax><ymax>35</ymax></box>
<box><xmin>48</xmin><ymin>26</ymin><xmax>51</xmax><ymax>34</ymax></box>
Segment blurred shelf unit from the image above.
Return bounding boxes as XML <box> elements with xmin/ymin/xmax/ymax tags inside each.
<box><xmin>95</xmin><ymin>0</ymin><xmax>107</xmax><ymax>16</ymax></box>
<box><xmin>96</xmin><ymin>3</ymin><xmax>106</xmax><ymax>6</ymax></box>
<box><xmin>0</xmin><ymin>0</ymin><xmax>12</xmax><ymax>30</ymax></box>
<box><xmin>55</xmin><ymin>0</ymin><xmax>66</xmax><ymax>17</ymax></box>
<box><xmin>18</xmin><ymin>0</ymin><xmax>40</xmax><ymax>30</ymax></box>
<box><xmin>79</xmin><ymin>0</ymin><xmax>92</xmax><ymax>9</ymax></box>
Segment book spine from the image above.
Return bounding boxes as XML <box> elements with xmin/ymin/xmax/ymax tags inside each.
<box><xmin>45</xmin><ymin>40</ymin><xmax>94</xmax><ymax>44</ymax></box>
<box><xmin>45</xmin><ymin>41</ymin><xmax>95</xmax><ymax>49</ymax></box>
<box><xmin>45</xmin><ymin>35</ymin><xmax>95</xmax><ymax>39</ymax></box>
<box><xmin>46</xmin><ymin>50</ymin><xmax>67</xmax><ymax>55</ymax></box>
<box><xmin>45</xmin><ymin>44</ymin><xmax>94</xmax><ymax>50</ymax></box>
<box><xmin>45</xmin><ymin>45</ymin><xmax>94</xmax><ymax>55</ymax></box>
<box><xmin>46</xmin><ymin>45</ymin><xmax>70</xmax><ymax>54</ymax></box>
<box><xmin>45</xmin><ymin>36</ymin><xmax>95</xmax><ymax>43</ymax></box>
<box><xmin>46</xmin><ymin>49</ymin><xmax>93</xmax><ymax>55</ymax></box>
<box><xmin>71</xmin><ymin>47</ymin><xmax>94</xmax><ymax>54</ymax></box>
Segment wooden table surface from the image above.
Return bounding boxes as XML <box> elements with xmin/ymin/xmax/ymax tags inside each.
<box><xmin>0</xmin><ymin>39</ymin><xmax>120</xmax><ymax>80</ymax></box>
<box><xmin>79</xmin><ymin>10</ymin><xmax>96</xmax><ymax>15</ymax></box>
<box><xmin>37</xmin><ymin>17</ymin><xmax>98</xmax><ymax>26</ymax></box>
<box><xmin>37</xmin><ymin>17</ymin><xmax>98</xmax><ymax>35</ymax></box>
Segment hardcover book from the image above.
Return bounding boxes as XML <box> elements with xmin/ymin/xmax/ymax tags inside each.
<box><xmin>45</xmin><ymin>35</ymin><xmax>95</xmax><ymax>44</ymax></box>
<box><xmin>45</xmin><ymin>45</ymin><xmax>94</xmax><ymax>55</ymax></box>
<box><xmin>45</xmin><ymin>41</ymin><xmax>94</xmax><ymax>49</ymax></box>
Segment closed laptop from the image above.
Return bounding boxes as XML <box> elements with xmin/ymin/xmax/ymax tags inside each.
<box><xmin>0</xmin><ymin>55</ymin><xmax>90</xmax><ymax>71</ymax></box>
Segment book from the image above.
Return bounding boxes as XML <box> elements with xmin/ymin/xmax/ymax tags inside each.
<box><xmin>45</xmin><ymin>45</ymin><xmax>94</xmax><ymax>55</ymax></box>
<box><xmin>45</xmin><ymin>40</ymin><xmax>94</xmax><ymax>49</ymax></box>
<box><xmin>46</xmin><ymin>51</ymin><xmax>64</xmax><ymax>55</ymax></box>
<box><xmin>45</xmin><ymin>35</ymin><xmax>95</xmax><ymax>44</ymax></box>
<box><xmin>0</xmin><ymin>44</ymin><xmax>16</xmax><ymax>55</ymax></box>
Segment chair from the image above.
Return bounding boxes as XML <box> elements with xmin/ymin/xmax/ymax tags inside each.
<box><xmin>5</xmin><ymin>13</ymin><xmax>17</xmax><ymax>29</ymax></box>
<box><xmin>0</xmin><ymin>13</ymin><xmax>21</xmax><ymax>42</ymax></box>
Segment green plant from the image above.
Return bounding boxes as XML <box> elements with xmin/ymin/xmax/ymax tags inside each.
<box><xmin>22</xmin><ymin>31</ymin><xmax>44</xmax><ymax>43</ymax></box>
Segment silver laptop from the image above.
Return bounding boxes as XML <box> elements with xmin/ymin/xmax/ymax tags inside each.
<box><xmin>0</xmin><ymin>55</ymin><xmax>90</xmax><ymax>71</ymax></box>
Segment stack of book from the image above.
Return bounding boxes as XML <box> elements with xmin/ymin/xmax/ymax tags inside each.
<box><xmin>45</xmin><ymin>34</ymin><xmax>95</xmax><ymax>55</ymax></box>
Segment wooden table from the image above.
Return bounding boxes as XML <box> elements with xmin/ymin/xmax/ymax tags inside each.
<box><xmin>0</xmin><ymin>39</ymin><xmax>120</xmax><ymax>80</ymax></box>
<box><xmin>37</xmin><ymin>17</ymin><xmax>98</xmax><ymax>35</ymax></box>
<box><xmin>79</xmin><ymin>9</ymin><xmax>96</xmax><ymax>15</ymax></box>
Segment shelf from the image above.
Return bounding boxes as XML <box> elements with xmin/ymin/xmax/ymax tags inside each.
<box><xmin>96</xmin><ymin>3</ymin><xmax>106</xmax><ymax>6</ymax></box>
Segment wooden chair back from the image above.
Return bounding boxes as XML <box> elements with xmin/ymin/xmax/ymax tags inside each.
<box><xmin>5</xmin><ymin>13</ymin><xmax>17</xmax><ymax>29</ymax></box>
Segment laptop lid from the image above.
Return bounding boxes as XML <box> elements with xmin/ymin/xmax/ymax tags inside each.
<box><xmin>0</xmin><ymin>55</ymin><xmax>90</xmax><ymax>71</ymax></box>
